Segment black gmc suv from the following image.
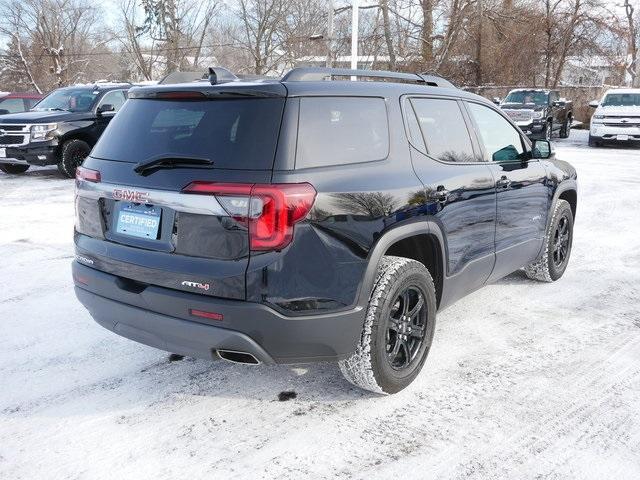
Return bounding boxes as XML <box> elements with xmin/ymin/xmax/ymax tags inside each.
<box><xmin>498</xmin><ymin>89</ymin><xmax>573</xmax><ymax>140</ymax></box>
<box><xmin>72</xmin><ymin>68</ymin><xmax>577</xmax><ymax>394</ymax></box>
<box><xmin>0</xmin><ymin>83</ymin><xmax>130</xmax><ymax>177</ymax></box>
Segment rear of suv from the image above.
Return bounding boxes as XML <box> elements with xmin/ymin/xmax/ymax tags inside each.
<box><xmin>73</xmin><ymin>67</ymin><xmax>577</xmax><ymax>393</ymax></box>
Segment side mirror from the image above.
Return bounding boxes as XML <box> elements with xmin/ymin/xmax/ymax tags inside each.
<box><xmin>0</xmin><ymin>109</ymin><xmax>9</xmax><ymax>115</ymax></box>
<box><xmin>492</xmin><ymin>97</ymin><xmax>501</xmax><ymax>105</ymax></box>
<box><xmin>97</xmin><ymin>104</ymin><xmax>115</xmax><ymax>115</ymax></box>
<box><xmin>588</xmin><ymin>100</ymin><xmax>599</xmax><ymax>108</ymax></box>
<box><xmin>532</xmin><ymin>139</ymin><xmax>553</xmax><ymax>159</ymax></box>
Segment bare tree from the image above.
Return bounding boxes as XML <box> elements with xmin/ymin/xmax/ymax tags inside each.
<box><xmin>625</xmin><ymin>0</ymin><xmax>639</xmax><ymax>87</ymax></box>
<box><xmin>0</xmin><ymin>2</ymin><xmax>42</xmax><ymax>92</ymax></box>
<box><xmin>136</xmin><ymin>0</ymin><xmax>218</xmax><ymax>75</ymax></box>
<box><xmin>235</xmin><ymin>0</ymin><xmax>289</xmax><ymax>74</ymax></box>
<box><xmin>112</xmin><ymin>0</ymin><xmax>159</xmax><ymax>80</ymax></box>
<box><xmin>0</xmin><ymin>0</ymin><xmax>104</xmax><ymax>90</ymax></box>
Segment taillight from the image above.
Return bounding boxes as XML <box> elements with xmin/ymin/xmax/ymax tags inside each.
<box><xmin>76</xmin><ymin>166</ymin><xmax>101</xmax><ymax>183</ymax></box>
<box><xmin>182</xmin><ymin>182</ymin><xmax>316</xmax><ymax>251</ymax></box>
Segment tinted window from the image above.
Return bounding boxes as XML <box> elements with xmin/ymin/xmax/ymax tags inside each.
<box><xmin>467</xmin><ymin>102</ymin><xmax>526</xmax><ymax>162</ymax></box>
<box><xmin>99</xmin><ymin>90</ymin><xmax>127</xmax><ymax>112</ymax></box>
<box><xmin>33</xmin><ymin>88</ymin><xmax>98</xmax><ymax>112</ymax></box>
<box><xmin>25</xmin><ymin>99</ymin><xmax>40</xmax><ymax>110</ymax></box>
<box><xmin>0</xmin><ymin>98</ymin><xmax>25</xmax><ymax>113</ymax></box>
<box><xmin>90</xmin><ymin>98</ymin><xmax>285</xmax><ymax>169</ymax></box>
<box><xmin>504</xmin><ymin>90</ymin><xmax>549</xmax><ymax>106</ymax></box>
<box><xmin>296</xmin><ymin>97</ymin><xmax>388</xmax><ymax>169</ymax></box>
<box><xmin>602</xmin><ymin>93</ymin><xmax>640</xmax><ymax>106</ymax></box>
<box><xmin>410</xmin><ymin>98</ymin><xmax>475</xmax><ymax>163</ymax></box>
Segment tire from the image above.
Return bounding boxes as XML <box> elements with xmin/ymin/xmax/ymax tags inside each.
<box><xmin>545</xmin><ymin>120</ymin><xmax>553</xmax><ymax>141</ymax></box>
<box><xmin>588</xmin><ymin>134</ymin><xmax>600</xmax><ymax>148</ymax></box>
<box><xmin>56</xmin><ymin>161</ymin><xmax>67</xmax><ymax>176</ymax></box>
<box><xmin>524</xmin><ymin>199</ymin><xmax>573</xmax><ymax>282</ymax></box>
<box><xmin>339</xmin><ymin>256</ymin><xmax>437</xmax><ymax>394</ymax></box>
<box><xmin>0</xmin><ymin>163</ymin><xmax>29</xmax><ymax>174</ymax></box>
<box><xmin>60</xmin><ymin>139</ymin><xmax>91</xmax><ymax>178</ymax></box>
<box><xmin>559</xmin><ymin>116</ymin><xmax>571</xmax><ymax>138</ymax></box>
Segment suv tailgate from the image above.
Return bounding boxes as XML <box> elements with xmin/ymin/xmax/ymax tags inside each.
<box><xmin>75</xmin><ymin>90</ymin><xmax>286</xmax><ymax>300</ymax></box>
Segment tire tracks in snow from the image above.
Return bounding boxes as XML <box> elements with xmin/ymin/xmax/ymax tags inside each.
<box><xmin>402</xmin><ymin>332</ymin><xmax>640</xmax><ymax>479</ymax></box>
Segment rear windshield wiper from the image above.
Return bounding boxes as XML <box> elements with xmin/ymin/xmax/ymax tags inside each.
<box><xmin>134</xmin><ymin>155</ymin><xmax>214</xmax><ymax>175</ymax></box>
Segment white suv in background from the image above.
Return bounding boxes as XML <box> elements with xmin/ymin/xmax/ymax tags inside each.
<box><xmin>589</xmin><ymin>88</ymin><xmax>640</xmax><ymax>147</ymax></box>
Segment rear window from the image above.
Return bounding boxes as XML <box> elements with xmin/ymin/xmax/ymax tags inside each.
<box><xmin>91</xmin><ymin>98</ymin><xmax>285</xmax><ymax>170</ymax></box>
<box><xmin>295</xmin><ymin>97</ymin><xmax>389</xmax><ymax>169</ymax></box>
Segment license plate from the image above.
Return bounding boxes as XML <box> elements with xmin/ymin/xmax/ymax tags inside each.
<box><xmin>0</xmin><ymin>148</ymin><xmax>5</xmax><ymax>158</ymax></box>
<box><xmin>617</xmin><ymin>134</ymin><xmax>629</xmax><ymax>141</ymax></box>
<box><xmin>115</xmin><ymin>203</ymin><xmax>161</xmax><ymax>239</ymax></box>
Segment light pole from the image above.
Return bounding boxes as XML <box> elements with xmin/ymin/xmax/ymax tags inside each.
<box><xmin>326</xmin><ymin>0</ymin><xmax>334</xmax><ymax>67</ymax></box>
<box><xmin>351</xmin><ymin>0</ymin><xmax>359</xmax><ymax>71</ymax></box>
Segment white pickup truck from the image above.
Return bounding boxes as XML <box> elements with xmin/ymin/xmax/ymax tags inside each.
<box><xmin>589</xmin><ymin>88</ymin><xmax>640</xmax><ymax>147</ymax></box>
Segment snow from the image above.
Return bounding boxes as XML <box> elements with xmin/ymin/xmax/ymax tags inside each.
<box><xmin>1</xmin><ymin>129</ymin><xmax>639</xmax><ymax>479</ymax></box>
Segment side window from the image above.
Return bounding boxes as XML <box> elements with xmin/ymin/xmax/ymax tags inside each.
<box><xmin>467</xmin><ymin>102</ymin><xmax>526</xmax><ymax>163</ymax></box>
<box><xmin>25</xmin><ymin>99</ymin><xmax>40</xmax><ymax>110</ymax></box>
<box><xmin>410</xmin><ymin>98</ymin><xmax>476</xmax><ymax>163</ymax></box>
<box><xmin>98</xmin><ymin>90</ymin><xmax>126</xmax><ymax>112</ymax></box>
<box><xmin>296</xmin><ymin>97</ymin><xmax>389</xmax><ymax>169</ymax></box>
<box><xmin>0</xmin><ymin>98</ymin><xmax>26</xmax><ymax>113</ymax></box>
<box><xmin>549</xmin><ymin>91</ymin><xmax>557</xmax><ymax>104</ymax></box>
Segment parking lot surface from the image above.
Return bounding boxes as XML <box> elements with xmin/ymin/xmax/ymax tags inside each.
<box><xmin>1</xmin><ymin>130</ymin><xmax>639</xmax><ymax>479</ymax></box>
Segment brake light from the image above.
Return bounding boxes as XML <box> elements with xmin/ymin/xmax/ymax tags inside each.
<box><xmin>182</xmin><ymin>182</ymin><xmax>316</xmax><ymax>251</ymax></box>
<box><xmin>76</xmin><ymin>166</ymin><xmax>101</xmax><ymax>183</ymax></box>
<box><xmin>155</xmin><ymin>91</ymin><xmax>206</xmax><ymax>99</ymax></box>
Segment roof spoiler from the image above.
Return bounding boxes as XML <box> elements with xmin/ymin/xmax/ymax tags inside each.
<box><xmin>158</xmin><ymin>68</ymin><xmax>238</xmax><ymax>86</ymax></box>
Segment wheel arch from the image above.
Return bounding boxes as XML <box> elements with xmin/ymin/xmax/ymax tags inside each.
<box><xmin>355</xmin><ymin>221</ymin><xmax>447</xmax><ymax>310</ymax></box>
<box><xmin>60</xmin><ymin>132</ymin><xmax>96</xmax><ymax>148</ymax></box>
<box><xmin>558</xmin><ymin>188</ymin><xmax>577</xmax><ymax>219</ymax></box>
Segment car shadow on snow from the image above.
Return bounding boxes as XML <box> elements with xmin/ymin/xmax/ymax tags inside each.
<box><xmin>0</xmin><ymin>166</ymin><xmax>66</xmax><ymax>180</ymax></box>
<box><xmin>130</xmin><ymin>353</ymin><xmax>377</xmax><ymax>403</ymax></box>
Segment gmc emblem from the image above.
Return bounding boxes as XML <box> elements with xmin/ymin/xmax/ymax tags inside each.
<box><xmin>113</xmin><ymin>188</ymin><xmax>149</xmax><ymax>203</ymax></box>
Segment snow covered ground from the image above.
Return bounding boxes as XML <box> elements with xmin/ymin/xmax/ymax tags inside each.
<box><xmin>1</xmin><ymin>129</ymin><xmax>639</xmax><ymax>479</ymax></box>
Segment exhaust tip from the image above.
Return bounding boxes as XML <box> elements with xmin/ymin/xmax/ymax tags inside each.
<box><xmin>216</xmin><ymin>349</ymin><xmax>260</xmax><ymax>365</ymax></box>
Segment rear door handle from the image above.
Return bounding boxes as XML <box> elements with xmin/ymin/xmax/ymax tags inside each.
<box><xmin>496</xmin><ymin>176</ymin><xmax>511</xmax><ymax>189</ymax></box>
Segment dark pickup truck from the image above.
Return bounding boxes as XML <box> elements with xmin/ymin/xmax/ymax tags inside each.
<box><xmin>498</xmin><ymin>89</ymin><xmax>572</xmax><ymax>140</ymax></box>
<box><xmin>0</xmin><ymin>83</ymin><xmax>130</xmax><ymax>177</ymax></box>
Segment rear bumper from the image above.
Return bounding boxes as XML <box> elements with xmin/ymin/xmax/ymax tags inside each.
<box><xmin>73</xmin><ymin>261</ymin><xmax>365</xmax><ymax>364</ymax></box>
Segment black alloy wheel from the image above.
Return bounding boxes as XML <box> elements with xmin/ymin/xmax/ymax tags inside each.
<box><xmin>552</xmin><ymin>214</ymin><xmax>571</xmax><ymax>268</ymax></box>
<box><xmin>386</xmin><ymin>286</ymin><xmax>427</xmax><ymax>370</ymax></box>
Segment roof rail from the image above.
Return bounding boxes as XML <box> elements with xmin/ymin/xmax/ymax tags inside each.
<box><xmin>282</xmin><ymin>67</ymin><xmax>455</xmax><ymax>88</ymax></box>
